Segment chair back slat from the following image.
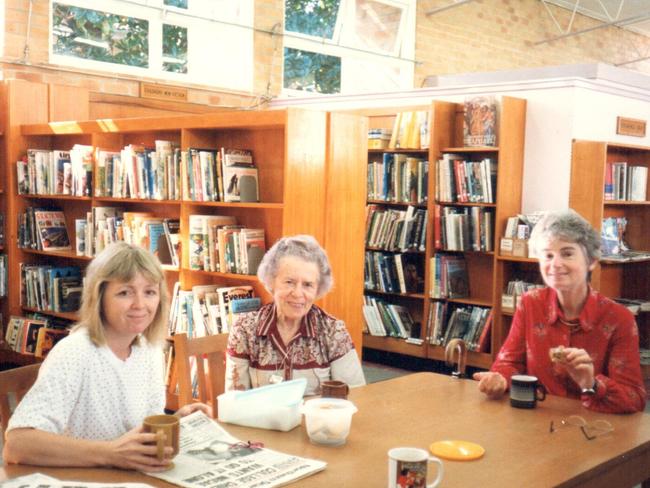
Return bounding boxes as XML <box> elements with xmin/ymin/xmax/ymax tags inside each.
<box><xmin>0</xmin><ymin>363</ymin><xmax>41</xmax><ymax>433</ymax></box>
<box><xmin>171</xmin><ymin>333</ymin><xmax>228</xmax><ymax>418</ymax></box>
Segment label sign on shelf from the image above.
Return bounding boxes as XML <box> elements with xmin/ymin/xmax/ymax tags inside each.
<box><xmin>616</xmin><ymin>117</ymin><xmax>646</xmax><ymax>138</ymax></box>
<box><xmin>140</xmin><ymin>83</ymin><xmax>188</xmax><ymax>102</ymax></box>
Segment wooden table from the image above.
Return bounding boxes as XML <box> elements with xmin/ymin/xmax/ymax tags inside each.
<box><xmin>3</xmin><ymin>372</ymin><xmax>650</xmax><ymax>487</ymax></box>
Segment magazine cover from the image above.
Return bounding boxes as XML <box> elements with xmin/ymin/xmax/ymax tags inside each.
<box><xmin>34</xmin><ymin>210</ymin><xmax>72</xmax><ymax>251</ymax></box>
<box><xmin>463</xmin><ymin>96</ymin><xmax>497</xmax><ymax>147</ymax></box>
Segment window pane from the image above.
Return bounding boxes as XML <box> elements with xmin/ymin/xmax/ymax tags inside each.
<box><xmin>165</xmin><ymin>0</ymin><xmax>188</xmax><ymax>8</ymax></box>
<box><xmin>163</xmin><ymin>24</ymin><xmax>187</xmax><ymax>73</ymax></box>
<box><xmin>283</xmin><ymin>47</ymin><xmax>341</xmax><ymax>94</ymax></box>
<box><xmin>52</xmin><ymin>3</ymin><xmax>149</xmax><ymax>68</ymax></box>
<box><xmin>285</xmin><ymin>0</ymin><xmax>341</xmax><ymax>39</ymax></box>
<box><xmin>354</xmin><ymin>0</ymin><xmax>402</xmax><ymax>52</ymax></box>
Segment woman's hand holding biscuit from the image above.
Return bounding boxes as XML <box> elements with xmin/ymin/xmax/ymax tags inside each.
<box><xmin>549</xmin><ymin>346</ymin><xmax>595</xmax><ymax>390</ymax></box>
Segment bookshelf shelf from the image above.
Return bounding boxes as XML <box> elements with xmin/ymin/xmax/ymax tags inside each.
<box><xmin>369</xmin><ymin>149</ymin><xmax>428</xmax><ymax>154</ymax></box>
<box><xmin>183</xmin><ymin>201</ymin><xmax>284</xmax><ymax>210</ymax></box>
<box><xmin>436</xmin><ymin>201</ymin><xmax>497</xmax><ymax>208</ymax></box>
<box><xmin>94</xmin><ymin>197</ymin><xmax>182</xmax><ymax>206</ymax></box>
<box><xmin>362</xmin><ymin>334</ymin><xmax>427</xmax><ymax>358</ymax></box>
<box><xmin>603</xmin><ymin>201</ymin><xmax>650</xmax><ymax>206</ymax></box>
<box><xmin>365</xmin><ymin>289</ymin><xmax>426</xmax><ymax>300</ymax></box>
<box><xmin>366</xmin><ymin>199</ymin><xmax>427</xmax><ymax>209</ymax></box>
<box><xmin>20</xmin><ymin>249</ymin><xmax>93</xmax><ymax>261</ymax></box>
<box><xmin>497</xmin><ymin>255</ymin><xmax>538</xmax><ymax>263</ymax></box>
<box><xmin>570</xmin><ymin>139</ymin><xmax>650</xmax><ymax>378</ymax></box>
<box><xmin>442</xmin><ymin>147</ymin><xmax>499</xmax><ymax>153</ymax></box>
<box><xmin>22</xmin><ymin>307</ymin><xmax>78</xmax><ymax>322</ymax></box>
<box><xmin>185</xmin><ymin>269</ymin><xmax>260</xmax><ymax>282</ymax></box>
<box><xmin>20</xmin><ymin>194</ymin><xmax>92</xmax><ymax>202</ymax></box>
<box><xmin>447</xmin><ymin>297</ymin><xmax>492</xmax><ymax>307</ymax></box>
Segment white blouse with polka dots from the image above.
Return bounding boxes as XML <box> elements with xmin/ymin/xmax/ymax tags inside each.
<box><xmin>7</xmin><ymin>328</ymin><xmax>166</xmax><ymax>440</ymax></box>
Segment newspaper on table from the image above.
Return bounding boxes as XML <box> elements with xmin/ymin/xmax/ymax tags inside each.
<box><xmin>0</xmin><ymin>473</ymin><xmax>154</xmax><ymax>488</ymax></box>
<box><xmin>145</xmin><ymin>410</ymin><xmax>326</xmax><ymax>488</ymax></box>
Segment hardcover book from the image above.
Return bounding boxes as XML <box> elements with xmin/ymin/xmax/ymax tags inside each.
<box><xmin>35</xmin><ymin>327</ymin><xmax>70</xmax><ymax>357</ymax></box>
<box><xmin>463</xmin><ymin>96</ymin><xmax>497</xmax><ymax>147</ymax></box>
<box><xmin>217</xmin><ymin>285</ymin><xmax>254</xmax><ymax>333</ymax></box>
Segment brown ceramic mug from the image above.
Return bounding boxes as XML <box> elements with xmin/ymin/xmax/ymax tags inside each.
<box><xmin>321</xmin><ymin>380</ymin><xmax>349</xmax><ymax>399</ymax></box>
<box><xmin>143</xmin><ymin>414</ymin><xmax>180</xmax><ymax>462</ymax></box>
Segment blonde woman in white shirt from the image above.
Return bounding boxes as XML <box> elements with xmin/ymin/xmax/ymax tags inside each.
<box><xmin>4</xmin><ymin>242</ymin><xmax>207</xmax><ymax>471</ymax></box>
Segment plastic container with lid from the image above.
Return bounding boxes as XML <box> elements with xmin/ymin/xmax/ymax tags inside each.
<box><xmin>301</xmin><ymin>397</ymin><xmax>358</xmax><ymax>446</ymax></box>
<box><xmin>217</xmin><ymin>378</ymin><xmax>306</xmax><ymax>431</ymax></box>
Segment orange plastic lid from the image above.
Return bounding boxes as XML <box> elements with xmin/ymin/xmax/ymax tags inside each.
<box><xmin>429</xmin><ymin>440</ymin><xmax>485</xmax><ymax>461</ymax></box>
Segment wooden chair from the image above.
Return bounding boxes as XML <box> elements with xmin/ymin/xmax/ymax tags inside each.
<box><xmin>172</xmin><ymin>333</ymin><xmax>229</xmax><ymax>418</ymax></box>
<box><xmin>0</xmin><ymin>363</ymin><xmax>41</xmax><ymax>432</ymax></box>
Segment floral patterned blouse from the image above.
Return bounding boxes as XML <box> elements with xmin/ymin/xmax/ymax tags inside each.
<box><xmin>225</xmin><ymin>303</ymin><xmax>366</xmax><ymax>396</ymax></box>
<box><xmin>491</xmin><ymin>287</ymin><xmax>646</xmax><ymax>414</ymax></box>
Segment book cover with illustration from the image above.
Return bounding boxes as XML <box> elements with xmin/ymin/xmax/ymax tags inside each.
<box><xmin>33</xmin><ymin>210</ymin><xmax>72</xmax><ymax>251</ymax></box>
<box><xmin>223</xmin><ymin>166</ymin><xmax>259</xmax><ymax>203</ymax></box>
<box><xmin>463</xmin><ymin>96</ymin><xmax>497</xmax><ymax>147</ymax></box>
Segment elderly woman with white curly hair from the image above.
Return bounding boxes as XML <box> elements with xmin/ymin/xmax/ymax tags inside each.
<box><xmin>225</xmin><ymin>235</ymin><xmax>366</xmax><ymax>396</ymax></box>
<box><xmin>474</xmin><ymin>209</ymin><xmax>645</xmax><ymax>413</ymax></box>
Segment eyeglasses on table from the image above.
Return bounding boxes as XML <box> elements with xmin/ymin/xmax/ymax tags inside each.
<box><xmin>549</xmin><ymin>415</ymin><xmax>614</xmax><ymax>440</ymax></box>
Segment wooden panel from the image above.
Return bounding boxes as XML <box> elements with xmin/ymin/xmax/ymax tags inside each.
<box><xmin>282</xmin><ymin>109</ymin><xmax>327</xmax><ymax>239</ymax></box>
<box><xmin>321</xmin><ymin>113</ymin><xmax>368</xmax><ymax>352</ymax></box>
<box><xmin>49</xmin><ymin>84</ymin><xmax>89</xmax><ymax>122</ymax></box>
<box><xmin>569</xmin><ymin>140</ymin><xmax>607</xmax><ymax>227</ymax></box>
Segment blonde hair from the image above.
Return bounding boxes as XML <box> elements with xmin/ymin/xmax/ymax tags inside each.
<box><xmin>74</xmin><ymin>242</ymin><xmax>169</xmax><ymax>346</ymax></box>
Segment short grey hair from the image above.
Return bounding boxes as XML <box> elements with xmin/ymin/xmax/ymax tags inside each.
<box><xmin>257</xmin><ymin>235</ymin><xmax>333</xmax><ymax>298</ymax></box>
<box><xmin>528</xmin><ymin>209</ymin><xmax>601</xmax><ymax>262</ymax></box>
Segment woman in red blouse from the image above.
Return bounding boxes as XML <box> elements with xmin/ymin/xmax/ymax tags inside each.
<box><xmin>474</xmin><ymin>210</ymin><xmax>646</xmax><ymax>413</ymax></box>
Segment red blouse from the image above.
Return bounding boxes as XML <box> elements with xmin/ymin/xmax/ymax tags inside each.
<box><xmin>491</xmin><ymin>287</ymin><xmax>646</xmax><ymax>414</ymax></box>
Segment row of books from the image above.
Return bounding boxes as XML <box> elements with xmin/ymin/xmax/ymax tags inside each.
<box><xmin>364</xmin><ymin>251</ymin><xmax>425</xmax><ymax>295</ymax></box>
<box><xmin>182</xmin><ymin>147</ymin><xmax>259</xmax><ymax>203</ymax></box>
<box><xmin>76</xmin><ymin>207</ymin><xmax>180</xmax><ymax>265</ymax></box>
<box><xmin>168</xmin><ymin>282</ymin><xmax>261</xmax><ymax>337</ymax></box>
<box><xmin>365</xmin><ymin>205</ymin><xmax>427</xmax><ymax>252</ymax></box>
<box><xmin>4</xmin><ymin>315</ymin><xmax>70</xmax><ymax>357</ymax></box>
<box><xmin>17</xmin><ymin>145</ymin><xmax>93</xmax><ymax>197</ymax></box>
<box><xmin>20</xmin><ymin>264</ymin><xmax>82</xmax><ymax>313</ymax></box>
<box><xmin>388</xmin><ymin>111</ymin><xmax>430</xmax><ymax>150</ymax></box>
<box><xmin>188</xmin><ymin>215</ymin><xmax>265</xmax><ymax>275</ymax></box>
<box><xmin>429</xmin><ymin>254</ymin><xmax>469</xmax><ymax>299</ymax></box>
<box><xmin>435</xmin><ymin>154</ymin><xmax>497</xmax><ymax>203</ymax></box>
<box><xmin>0</xmin><ymin>254</ymin><xmax>6</xmax><ymax>298</ymax></box>
<box><xmin>362</xmin><ymin>296</ymin><xmax>419</xmax><ymax>339</ymax></box>
<box><xmin>95</xmin><ymin>141</ymin><xmax>181</xmax><ymax>200</ymax></box>
<box><xmin>604</xmin><ymin>162</ymin><xmax>648</xmax><ymax>201</ymax></box>
<box><xmin>434</xmin><ymin>206</ymin><xmax>494</xmax><ymax>252</ymax></box>
<box><xmin>504</xmin><ymin>279</ymin><xmax>542</xmax><ymax>296</ymax></box>
<box><xmin>0</xmin><ymin>213</ymin><xmax>4</xmax><ymax>247</ymax></box>
<box><xmin>367</xmin><ymin>153</ymin><xmax>428</xmax><ymax>204</ymax></box>
<box><xmin>615</xmin><ymin>298</ymin><xmax>650</xmax><ymax>315</ymax></box>
<box><xmin>428</xmin><ymin>302</ymin><xmax>492</xmax><ymax>352</ymax></box>
<box><xmin>17</xmin><ymin>144</ymin><xmax>260</xmax><ymax>203</ymax></box>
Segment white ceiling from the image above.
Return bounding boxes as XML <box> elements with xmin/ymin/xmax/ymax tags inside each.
<box><xmin>544</xmin><ymin>0</ymin><xmax>650</xmax><ymax>37</ymax></box>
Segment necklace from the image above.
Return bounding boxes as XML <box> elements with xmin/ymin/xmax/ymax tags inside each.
<box><xmin>558</xmin><ymin>316</ymin><xmax>581</xmax><ymax>333</ymax></box>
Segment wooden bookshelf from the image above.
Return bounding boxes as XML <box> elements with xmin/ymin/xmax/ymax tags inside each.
<box><xmin>0</xmin><ymin>80</ymin><xmax>367</xmax><ymax>393</ymax></box>
<box><xmin>362</xmin><ymin>98</ymin><xmax>527</xmax><ymax>370</ymax></box>
<box><xmin>570</xmin><ymin>139</ymin><xmax>650</xmax><ymax>375</ymax></box>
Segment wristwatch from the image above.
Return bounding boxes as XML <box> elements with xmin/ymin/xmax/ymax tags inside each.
<box><xmin>581</xmin><ymin>379</ymin><xmax>598</xmax><ymax>396</ymax></box>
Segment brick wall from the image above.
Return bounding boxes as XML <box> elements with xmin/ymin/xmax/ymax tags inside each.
<box><xmin>1</xmin><ymin>0</ymin><xmax>648</xmax><ymax>107</ymax></box>
<box><xmin>416</xmin><ymin>0</ymin><xmax>650</xmax><ymax>87</ymax></box>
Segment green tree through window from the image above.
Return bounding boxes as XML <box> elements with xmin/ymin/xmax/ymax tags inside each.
<box><xmin>163</xmin><ymin>24</ymin><xmax>188</xmax><ymax>73</ymax></box>
<box><xmin>52</xmin><ymin>3</ymin><xmax>149</xmax><ymax>67</ymax></box>
<box><xmin>284</xmin><ymin>47</ymin><xmax>341</xmax><ymax>94</ymax></box>
<box><xmin>285</xmin><ymin>0</ymin><xmax>341</xmax><ymax>39</ymax></box>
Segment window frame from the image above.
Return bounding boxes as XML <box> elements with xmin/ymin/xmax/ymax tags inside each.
<box><xmin>48</xmin><ymin>0</ymin><xmax>254</xmax><ymax>91</ymax></box>
<box><xmin>282</xmin><ymin>0</ymin><xmax>416</xmax><ymax>96</ymax></box>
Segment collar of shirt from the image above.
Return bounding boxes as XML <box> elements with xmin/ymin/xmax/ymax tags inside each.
<box><xmin>544</xmin><ymin>286</ymin><xmax>597</xmax><ymax>333</ymax></box>
<box><xmin>254</xmin><ymin>303</ymin><xmax>319</xmax><ymax>340</ymax></box>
